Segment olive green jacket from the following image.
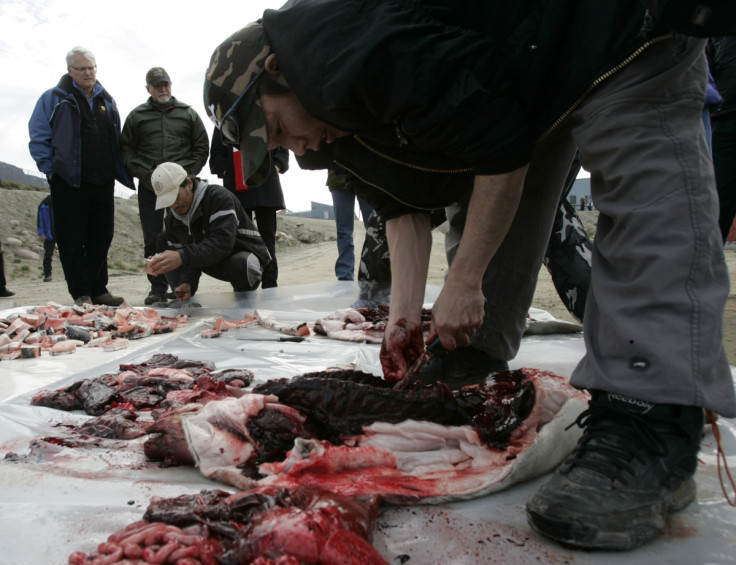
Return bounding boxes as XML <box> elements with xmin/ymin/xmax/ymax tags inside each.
<box><xmin>120</xmin><ymin>97</ymin><xmax>209</xmax><ymax>192</ymax></box>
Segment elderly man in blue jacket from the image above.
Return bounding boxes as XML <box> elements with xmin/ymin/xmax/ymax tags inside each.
<box><xmin>28</xmin><ymin>46</ymin><xmax>134</xmax><ymax>307</ymax></box>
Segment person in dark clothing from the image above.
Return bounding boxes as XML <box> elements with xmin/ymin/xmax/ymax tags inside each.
<box><xmin>0</xmin><ymin>239</ymin><xmax>14</xmax><ymax>298</ymax></box>
<box><xmin>121</xmin><ymin>67</ymin><xmax>210</xmax><ymax>305</ymax></box>
<box><xmin>209</xmin><ymin>127</ymin><xmax>287</xmax><ymax>288</ymax></box>
<box><xmin>325</xmin><ymin>167</ymin><xmax>375</xmax><ymax>281</ymax></box>
<box><xmin>28</xmin><ymin>46</ymin><xmax>133</xmax><ymax>307</ymax></box>
<box><xmin>707</xmin><ymin>37</ymin><xmax>736</xmax><ymax>242</ymax></box>
<box><xmin>542</xmin><ymin>153</ymin><xmax>591</xmax><ymax>323</ymax></box>
<box><xmin>37</xmin><ymin>194</ymin><xmax>56</xmax><ymax>282</ymax></box>
<box><xmin>145</xmin><ymin>162</ymin><xmax>271</xmax><ymax>301</ymax></box>
<box><xmin>204</xmin><ymin>2</ymin><xmax>734</xmax><ymax>551</ymax></box>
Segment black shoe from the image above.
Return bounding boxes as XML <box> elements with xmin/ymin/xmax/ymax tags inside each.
<box><xmin>43</xmin><ymin>275</ymin><xmax>52</xmax><ymax>282</ymax></box>
<box><xmin>91</xmin><ymin>292</ymin><xmax>125</xmax><ymax>307</ymax></box>
<box><xmin>413</xmin><ymin>346</ymin><xmax>508</xmax><ymax>389</ymax></box>
<box><xmin>166</xmin><ymin>292</ymin><xmax>178</xmax><ymax>300</ymax></box>
<box><xmin>0</xmin><ymin>288</ymin><xmax>15</xmax><ymax>297</ymax></box>
<box><xmin>145</xmin><ymin>292</ymin><xmax>165</xmax><ymax>305</ymax></box>
<box><xmin>526</xmin><ymin>391</ymin><xmax>704</xmax><ymax>551</ymax></box>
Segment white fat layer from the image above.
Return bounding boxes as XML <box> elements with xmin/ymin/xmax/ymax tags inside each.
<box><xmin>183</xmin><ymin>393</ymin><xmax>278</xmax><ymax>478</ymax></box>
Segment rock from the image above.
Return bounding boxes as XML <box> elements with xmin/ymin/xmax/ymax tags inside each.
<box><xmin>4</xmin><ymin>237</ymin><xmax>23</xmax><ymax>247</ymax></box>
<box><xmin>14</xmin><ymin>248</ymin><xmax>40</xmax><ymax>260</ymax></box>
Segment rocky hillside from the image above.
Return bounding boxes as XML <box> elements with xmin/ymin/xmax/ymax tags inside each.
<box><xmin>0</xmin><ymin>187</ymin><xmax>337</xmax><ymax>284</ymax></box>
<box><xmin>0</xmin><ymin>162</ymin><xmax>48</xmax><ymax>189</ymax></box>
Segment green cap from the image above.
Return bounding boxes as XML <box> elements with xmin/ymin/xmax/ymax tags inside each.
<box><xmin>204</xmin><ymin>22</ymin><xmax>271</xmax><ymax>186</ymax></box>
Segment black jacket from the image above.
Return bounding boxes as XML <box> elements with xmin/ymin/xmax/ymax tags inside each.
<box><xmin>264</xmin><ymin>0</ymin><xmax>668</xmax><ymax>218</ymax></box>
<box><xmin>163</xmin><ymin>180</ymin><xmax>271</xmax><ymax>290</ymax></box>
<box><xmin>209</xmin><ymin>128</ymin><xmax>288</xmax><ymax>210</ymax></box>
<box><xmin>707</xmin><ymin>37</ymin><xmax>736</xmax><ymax>120</ymax></box>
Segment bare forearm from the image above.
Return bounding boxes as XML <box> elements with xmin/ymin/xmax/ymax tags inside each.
<box><xmin>445</xmin><ymin>168</ymin><xmax>528</xmax><ymax>289</ymax></box>
<box><xmin>386</xmin><ymin>213</ymin><xmax>432</xmax><ymax>324</ymax></box>
<box><xmin>433</xmin><ymin>166</ymin><xmax>528</xmax><ymax>349</ymax></box>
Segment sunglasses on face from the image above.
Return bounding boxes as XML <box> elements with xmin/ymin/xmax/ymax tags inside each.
<box><xmin>220</xmin><ymin>67</ymin><xmax>265</xmax><ymax>148</ymax></box>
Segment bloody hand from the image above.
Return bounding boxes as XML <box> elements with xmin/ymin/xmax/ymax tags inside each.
<box><xmin>380</xmin><ymin>318</ymin><xmax>425</xmax><ymax>382</ymax></box>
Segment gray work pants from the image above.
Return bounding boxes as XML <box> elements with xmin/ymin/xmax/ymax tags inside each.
<box><xmin>448</xmin><ymin>36</ymin><xmax>735</xmax><ymax>417</ymax></box>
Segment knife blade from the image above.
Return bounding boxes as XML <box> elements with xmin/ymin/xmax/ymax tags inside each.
<box><xmin>236</xmin><ymin>335</ymin><xmax>306</xmax><ymax>342</ymax></box>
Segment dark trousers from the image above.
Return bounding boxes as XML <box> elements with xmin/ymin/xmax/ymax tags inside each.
<box><xmin>712</xmin><ymin>117</ymin><xmax>736</xmax><ymax>241</ymax></box>
<box><xmin>0</xmin><ymin>240</ymin><xmax>7</xmax><ymax>290</ymax></box>
<box><xmin>42</xmin><ymin>239</ymin><xmax>56</xmax><ymax>277</ymax></box>
<box><xmin>162</xmin><ymin>253</ymin><xmax>262</xmax><ymax>295</ymax></box>
<box><xmin>155</xmin><ymin>234</ymin><xmax>262</xmax><ymax>295</ymax></box>
<box><xmin>247</xmin><ymin>207</ymin><xmax>278</xmax><ymax>288</ymax></box>
<box><xmin>138</xmin><ymin>187</ymin><xmax>169</xmax><ymax>294</ymax></box>
<box><xmin>49</xmin><ymin>175</ymin><xmax>114</xmax><ymax>300</ymax></box>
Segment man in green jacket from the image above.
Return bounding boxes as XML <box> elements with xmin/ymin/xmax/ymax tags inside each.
<box><xmin>121</xmin><ymin>67</ymin><xmax>209</xmax><ymax>305</ymax></box>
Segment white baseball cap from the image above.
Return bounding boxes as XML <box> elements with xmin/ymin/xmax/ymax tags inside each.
<box><xmin>151</xmin><ymin>162</ymin><xmax>187</xmax><ymax>209</ymax></box>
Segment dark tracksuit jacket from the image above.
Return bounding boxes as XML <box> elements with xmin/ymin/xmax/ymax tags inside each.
<box><xmin>161</xmin><ymin>180</ymin><xmax>271</xmax><ymax>295</ymax></box>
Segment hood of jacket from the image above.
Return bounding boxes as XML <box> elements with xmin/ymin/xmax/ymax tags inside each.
<box><xmin>172</xmin><ymin>179</ymin><xmax>209</xmax><ymax>227</ymax></box>
<box><xmin>263</xmin><ymin>0</ymin><xmax>660</xmax><ymax>176</ymax></box>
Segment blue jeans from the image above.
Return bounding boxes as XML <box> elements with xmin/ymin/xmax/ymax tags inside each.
<box><xmin>331</xmin><ymin>188</ymin><xmax>374</xmax><ymax>280</ymax></box>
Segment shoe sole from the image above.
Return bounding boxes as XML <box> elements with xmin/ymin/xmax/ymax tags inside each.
<box><xmin>526</xmin><ymin>478</ymin><xmax>696</xmax><ymax>551</ymax></box>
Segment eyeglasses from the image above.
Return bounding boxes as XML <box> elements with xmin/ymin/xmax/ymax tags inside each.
<box><xmin>70</xmin><ymin>65</ymin><xmax>97</xmax><ymax>72</ymax></box>
<box><xmin>219</xmin><ymin>67</ymin><xmax>265</xmax><ymax>148</ymax></box>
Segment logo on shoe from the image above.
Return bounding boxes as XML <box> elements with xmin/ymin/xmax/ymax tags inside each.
<box><xmin>607</xmin><ymin>393</ymin><xmax>654</xmax><ymax>413</ymax></box>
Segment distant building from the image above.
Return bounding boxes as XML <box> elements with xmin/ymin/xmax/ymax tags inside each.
<box><xmin>568</xmin><ymin>177</ymin><xmax>590</xmax><ymax>203</ymax></box>
<box><xmin>286</xmin><ymin>201</ymin><xmax>358</xmax><ymax>221</ymax></box>
<box><xmin>568</xmin><ymin>177</ymin><xmax>593</xmax><ymax>209</ymax></box>
<box><xmin>286</xmin><ymin>181</ymin><xmax>595</xmax><ymax>220</ymax></box>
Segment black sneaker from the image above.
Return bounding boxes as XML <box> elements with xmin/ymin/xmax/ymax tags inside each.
<box><xmin>412</xmin><ymin>346</ymin><xmax>508</xmax><ymax>389</ymax></box>
<box><xmin>43</xmin><ymin>275</ymin><xmax>52</xmax><ymax>282</ymax></box>
<box><xmin>0</xmin><ymin>288</ymin><xmax>15</xmax><ymax>297</ymax></box>
<box><xmin>144</xmin><ymin>292</ymin><xmax>165</xmax><ymax>305</ymax></box>
<box><xmin>526</xmin><ymin>390</ymin><xmax>704</xmax><ymax>551</ymax></box>
<box><xmin>91</xmin><ymin>292</ymin><xmax>125</xmax><ymax>307</ymax></box>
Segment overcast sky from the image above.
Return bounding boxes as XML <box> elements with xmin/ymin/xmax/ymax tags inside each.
<box><xmin>0</xmin><ymin>0</ymin><xmax>332</xmax><ymax>212</ymax></box>
<box><xmin>1</xmin><ymin>0</ymin><xmax>590</xmax><ymax>212</ymax></box>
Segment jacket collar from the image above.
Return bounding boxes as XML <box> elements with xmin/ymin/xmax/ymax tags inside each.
<box><xmin>172</xmin><ymin>179</ymin><xmax>209</xmax><ymax>227</ymax></box>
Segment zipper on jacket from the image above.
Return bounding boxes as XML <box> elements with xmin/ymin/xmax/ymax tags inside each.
<box><xmin>354</xmin><ymin>136</ymin><xmax>472</xmax><ymax>174</ymax></box>
<box><xmin>394</xmin><ymin>119</ymin><xmax>408</xmax><ymax>147</ymax></box>
<box><xmin>341</xmin><ymin>33</ymin><xmax>672</xmax><ymax>207</ymax></box>
<box><xmin>334</xmin><ymin>159</ymin><xmax>455</xmax><ymax>212</ymax></box>
<box><xmin>539</xmin><ymin>34</ymin><xmax>672</xmax><ymax>141</ymax></box>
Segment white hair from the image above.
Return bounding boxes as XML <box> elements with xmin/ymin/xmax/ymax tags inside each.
<box><xmin>66</xmin><ymin>46</ymin><xmax>96</xmax><ymax>67</ymax></box>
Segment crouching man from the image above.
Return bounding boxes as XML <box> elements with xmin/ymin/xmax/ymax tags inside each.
<box><xmin>145</xmin><ymin>162</ymin><xmax>271</xmax><ymax>301</ymax></box>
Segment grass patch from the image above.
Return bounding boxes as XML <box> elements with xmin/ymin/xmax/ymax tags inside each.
<box><xmin>109</xmin><ymin>260</ymin><xmax>139</xmax><ymax>272</ymax></box>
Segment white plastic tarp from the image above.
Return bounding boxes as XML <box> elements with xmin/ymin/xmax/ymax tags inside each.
<box><xmin>0</xmin><ymin>281</ymin><xmax>734</xmax><ymax>564</ymax></box>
